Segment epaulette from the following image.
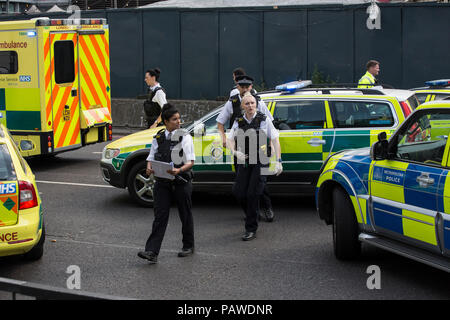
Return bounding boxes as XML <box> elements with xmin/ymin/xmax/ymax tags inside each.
<box><xmin>154</xmin><ymin>128</ymin><xmax>165</xmax><ymax>139</ymax></box>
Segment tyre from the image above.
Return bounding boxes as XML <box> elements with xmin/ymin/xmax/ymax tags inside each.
<box><xmin>332</xmin><ymin>187</ymin><xmax>361</xmax><ymax>260</ymax></box>
<box><xmin>127</xmin><ymin>161</ymin><xmax>155</xmax><ymax>207</ymax></box>
<box><xmin>23</xmin><ymin>223</ymin><xmax>45</xmax><ymax>261</ymax></box>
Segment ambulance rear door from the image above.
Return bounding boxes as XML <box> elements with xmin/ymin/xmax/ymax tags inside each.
<box><xmin>77</xmin><ymin>27</ymin><xmax>111</xmax><ymax>139</ymax></box>
<box><xmin>49</xmin><ymin>31</ymin><xmax>81</xmax><ymax>151</ymax></box>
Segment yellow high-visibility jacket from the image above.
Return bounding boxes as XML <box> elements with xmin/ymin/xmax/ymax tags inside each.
<box><xmin>358</xmin><ymin>71</ymin><xmax>377</xmax><ymax>88</ymax></box>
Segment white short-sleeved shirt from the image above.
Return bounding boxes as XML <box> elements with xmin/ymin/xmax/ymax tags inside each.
<box><xmin>216</xmin><ymin>95</ymin><xmax>273</xmax><ymax>125</ymax></box>
<box><xmin>149</xmin><ymin>83</ymin><xmax>167</xmax><ymax>108</ymax></box>
<box><xmin>147</xmin><ymin>129</ymin><xmax>195</xmax><ymax>163</ymax></box>
<box><xmin>229</xmin><ymin>87</ymin><xmax>239</xmax><ymax>97</ymax></box>
<box><xmin>229</xmin><ymin>112</ymin><xmax>279</xmax><ymax>141</ymax></box>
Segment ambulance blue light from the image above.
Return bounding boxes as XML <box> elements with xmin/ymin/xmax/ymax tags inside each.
<box><xmin>425</xmin><ymin>79</ymin><xmax>450</xmax><ymax>87</ymax></box>
<box><xmin>27</xmin><ymin>31</ymin><xmax>37</xmax><ymax>37</ymax></box>
<box><xmin>276</xmin><ymin>80</ymin><xmax>312</xmax><ymax>93</ymax></box>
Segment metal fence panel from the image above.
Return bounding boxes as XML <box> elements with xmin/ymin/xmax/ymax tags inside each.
<box><xmin>263</xmin><ymin>10</ymin><xmax>307</xmax><ymax>89</ymax></box>
<box><xmin>142</xmin><ymin>10</ymin><xmax>181</xmax><ymax>99</ymax></box>
<box><xmin>308</xmin><ymin>9</ymin><xmax>354</xmax><ymax>84</ymax></box>
<box><xmin>402</xmin><ymin>6</ymin><xmax>450</xmax><ymax>89</ymax></box>
<box><xmin>218</xmin><ymin>11</ymin><xmax>263</xmax><ymax>97</ymax></box>
<box><xmin>1</xmin><ymin>4</ymin><xmax>450</xmax><ymax>98</ymax></box>
<box><xmin>180</xmin><ymin>11</ymin><xmax>219</xmax><ymax>100</ymax></box>
<box><xmin>354</xmin><ymin>7</ymin><xmax>402</xmax><ymax>87</ymax></box>
<box><xmin>108</xmin><ymin>10</ymin><xmax>143</xmax><ymax>98</ymax></box>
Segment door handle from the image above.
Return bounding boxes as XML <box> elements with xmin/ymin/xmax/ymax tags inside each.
<box><xmin>307</xmin><ymin>138</ymin><xmax>326</xmax><ymax>146</ymax></box>
<box><xmin>71</xmin><ymin>89</ymin><xmax>77</xmax><ymax>97</ymax></box>
<box><xmin>416</xmin><ymin>173</ymin><xmax>435</xmax><ymax>187</ymax></box>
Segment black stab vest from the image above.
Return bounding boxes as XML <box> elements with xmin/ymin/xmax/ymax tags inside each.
<box><xmin>144</xmin><ymin>87</ymin><xmax>166</xmax><ymax>120</ymax></box>
<box><xmin>228</xmin><ymin>93</ymin><xmax>261</xmax><ymax>130</ymax></box>
<box><xmin>154</xmin><ymin>129</ymin><xmax>193</xmax><ymax>182</ymax></box>
<box><xmin>234</xmin><ymin>111</ymin><xmax>270</xmax><ymax>165</ymax></box>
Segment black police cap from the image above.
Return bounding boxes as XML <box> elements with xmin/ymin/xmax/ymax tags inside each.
<box><xmin>236</xmin><ymin>75</ymin><xmax>254</xmax><ymax>86</ymax></box>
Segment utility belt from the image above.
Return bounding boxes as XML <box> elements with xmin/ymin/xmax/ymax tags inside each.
<box><xmin>155</xmin><ymin>171</ymin><xmax>193</xmax><ymax>185</ymax></box>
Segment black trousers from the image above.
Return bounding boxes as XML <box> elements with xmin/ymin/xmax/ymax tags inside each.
<box><xmin>260</xmin><ymin>184</ymin><xmax>272</xmax><ymax>210</ymax></box>
<box><xmin>232</xmin><ymin>164</ymin><xmax>266</xmax><ymax>233</ymax></box>
<box><xmin>145</xmin><ymin>180</ymin><xmax>194</xmax><ymax>255</ymax></box>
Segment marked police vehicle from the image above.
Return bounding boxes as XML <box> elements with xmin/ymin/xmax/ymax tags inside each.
<box><xmin>412</xmin><ymin>79</ymin><xmax>450</xmax><ymax>104</ymax></box>
<box><xmin>101</xmin><ymin>81</ymin><xmax>418</xmax><ymax>207</ymax></box>
<box><xmin>316</xmin><ymin>100</ymin><xmax>450</xmax><ymax>272</ymax></box>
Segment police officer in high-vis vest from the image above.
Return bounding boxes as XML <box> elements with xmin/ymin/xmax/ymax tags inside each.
<box><xmin>138</xmin><ymin>104</ymin><xmax>195</xmax><ymax>264</ymax></box>
<box><xmin>144</xmin><ymin>68</ymin><xmax>167</xmax><ymax>129</ymax></box>
<box><xmin>358</xmin><ymin>60</ymin><xmax>380</xmax><ymax>88</ymax></box>
<box><xmin>217</xmin><ymin>75</ymin><xmax>276</xmax><ymax>222</ymax></box>
<box><xmin>227</xmin><ymin>93</ymin><xmax>282</xmax><ymax>241</ymax></box>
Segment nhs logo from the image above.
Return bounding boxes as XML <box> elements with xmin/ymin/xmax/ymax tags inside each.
<box><xmin>19</xmin><ymin>75</ymin><xmax>31</xmax><ymax>82</ymax></box>
<box><xmin>0</xmin><ymin>183</ymin><xmax>16</xmax><ymax>195</ymax></box>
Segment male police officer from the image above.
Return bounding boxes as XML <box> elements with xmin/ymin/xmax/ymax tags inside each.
<box><xmin>217</xmin><ymin>75</ymin><xmax>276</xmax><ymax>222</ymax></box>
<box><xmin>227</xmin><ymin>93</ymin><xmax>282</xmax><ymax>241</ymax></box>
<box><xmin>358</xmin><ymin>60</ymin><xmax>380</xmax><ymax>88</ymax></box>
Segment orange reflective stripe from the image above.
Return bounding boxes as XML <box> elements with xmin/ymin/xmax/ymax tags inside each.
<box><xmin>90</xmin><ymin>35</ymin><xmax>108</xmax><ymax>78</ymax></box>
<box><xmin>79</xmin><ymin>37</ymin><xmax>108</xmax><ymax>104</ymax></box>
<box><xmin>80</xmin><ymin>60</ymin><xmax>102</xmax><ymax>106</ymax></box>
<box><xmin>69</xmin><ymin>120</ymin><xmax>80</xmax><ymax>146</ymax></box>
<box><xmin>52</xmin><ymin>86</ymin><xmax>72</xmax><ymax>134</ymax></box>
<box><xmin>57</xmin><ymin>96</ymin><xmax>79</xmax><ymax>148</ymax></box>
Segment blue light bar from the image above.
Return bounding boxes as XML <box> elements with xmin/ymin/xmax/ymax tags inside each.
<box><xmin>27</xmin><ymin>31</ymin><xmax>37</xmax><ymax>37</ymax></box>
<box><xmin>425</xmin><ymin>79</ymin><xmax>450</xmax><ymax>87</ymax></box>
<box><xmin>276</xmin><ymin>80</ymin><xmax>312</xmax><ymax>93</ymax></box>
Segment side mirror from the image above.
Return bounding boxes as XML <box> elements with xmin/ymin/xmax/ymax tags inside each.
<box><xmin>370</xmin><ymin>132</ymin><xmax>388</xmax><ymax>160</ymax></box>
<box><xmin>193</xmin><ymin>123</ymin><xmax>205</xmax><ymax>136</ymax></box>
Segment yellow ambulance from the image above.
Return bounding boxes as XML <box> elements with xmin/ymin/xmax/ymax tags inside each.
<box><xmin>0</xmin><ymin>18</ymin><xmax>112</xmax><ymax>157</ymax></box>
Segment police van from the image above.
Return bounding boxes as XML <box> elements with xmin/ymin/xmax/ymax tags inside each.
<box><xmin>316</xmin><ymin>101</ymin><xmax>450</xmax><ymax>272</ymax></box>
<box><xmin>0</xmin><ymin>18</ymin><xmax>112</xmax><ymax>157</ymax></box>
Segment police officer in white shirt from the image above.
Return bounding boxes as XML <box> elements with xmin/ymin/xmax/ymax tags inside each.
<box><xmin>218</xmin><ymin>75</ymin><xmax>276</xmax><ymax>222</ymax></box>
<box><xmin>138</xmin><ymin>104</ymin><xmax>195</xmax><ymax>264</ymax></box>
<box><xmin>144</xmin><ymin>68</ymin><xmax>168</xmax><ymax>129</ymax></box>
<box><xmin>227</xmin><ymin>93</ymin><xmax>282</xmax><ymax>241</ymax></box>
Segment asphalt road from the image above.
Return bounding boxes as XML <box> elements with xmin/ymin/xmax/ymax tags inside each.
<box><xmin>0</xmin><ymin>134</ymin><xmax>449</xmax><ymax>300</ymax></box>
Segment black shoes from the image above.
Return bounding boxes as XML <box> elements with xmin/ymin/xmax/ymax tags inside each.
<box><xmin>260</xmin><ymin>207</ymin><xmax>275</xmax><ymax>222</ymax></box>
<box><xmin>138</xmin><ymin>251</ymin><xmax>158</xmax><ymax>264</ymax></box>
<box><xmin>178</xmin><ymin>247</ymin><xmax>194</xmax><ymax>257</ymax></box>
<box><xmin>242</xmin><ymin>231</ymin><xmax>256</xmax><ymax>241</ymax></box>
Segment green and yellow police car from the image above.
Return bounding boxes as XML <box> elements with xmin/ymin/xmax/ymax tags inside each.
<box><xmin>101</xmin><ymin>81</ymin><xmax>418</xmax><ymax>207</ymax></box>
<box><xmin>316</xmin><ymin>100</ymin><xmax>450</xmax><ymax>272</ymax></box>
<box><xmin>413</xmin><ymin>79</ymin><xmax>450</xmax><ymax>105</ymax></box>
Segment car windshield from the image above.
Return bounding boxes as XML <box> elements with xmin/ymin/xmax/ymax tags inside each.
<box><xmin>0</xmin><ymin>144</ymin><xmax>16</xmax><ymax>181</ymax></box>
<box><xmin>184</xmin><ymin>104</ymin><xmax>225</xmax><ymax>131</ymax></box>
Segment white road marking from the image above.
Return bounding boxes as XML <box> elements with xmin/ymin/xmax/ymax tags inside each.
<box><xmin>92</xmin><ymin>152</ymin><xmax>103</xmax><ymax>154</ymax></box>
<box><xmin>36</xmin><ymin>180</ymin><xmax>114</xmax><ymax>188</ymax></box>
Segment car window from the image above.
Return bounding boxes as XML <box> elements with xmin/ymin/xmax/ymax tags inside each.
<box><xmin>330</xmin><ymin>101</ymin><xmax>394</xmax><ymax>128</ymax></box>
<box><xmin>407</xmin><ymin>95</ymin><xmax>419</xmax><ymax>111</ymax></box>
<box><xmin>204</xmin><ymin>113</ymin><xmax>228</xmax><ymax>134</ymax></box>
<box><xmin>395</xmin><ymin>111</ymin><xmax>450</xmax><ymax>166</ymax></box>
<box><xmin>416</xmin><ymin>93</ymin><xmax>428</xmax><ymax>104</ymax></box>
<box><xmin>0</xmin><ymin>144</ymin><xmax>16</xmax><ymax>181</ymax></box>
<box><xmin>272</xmin><ymin>100</ymin><xmax>326</xmax><ymax>130</ymax></box>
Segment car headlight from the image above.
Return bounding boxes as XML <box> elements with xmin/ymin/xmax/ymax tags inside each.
<box><xmin>104</xmin><ymin>148</ymin><xmax>120</xmax><ymax>159</ymax></box>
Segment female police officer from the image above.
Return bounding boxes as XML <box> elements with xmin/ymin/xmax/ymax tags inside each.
<box><xmin>144</xmin><ymin>68</ymin><xmax>167</xmax><ymax>129</ymax></box>
<box><xmin>227</xmin><ymin>93</ymin><xmax>282</xmax><ymax>241</ymax></box>
<box><xmin>138</xmin><ymin>103</ymin><xmax>195</xmax><ymax>264</ymax></box>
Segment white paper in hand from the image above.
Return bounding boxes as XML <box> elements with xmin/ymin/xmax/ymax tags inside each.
<box><xmin>150</xmin><ymin>160</ymin><xmax>175</xmax><ymax>180</ymax></box>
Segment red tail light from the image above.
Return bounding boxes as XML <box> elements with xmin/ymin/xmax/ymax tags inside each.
<box><xmin>108</xmin><ymin>124</ymin><xmax>113</xmax><ymax>141</ymax></box>
<box><xmin>400</xmin><ymin>101</ymin><xmax>412</xmax><ymax>118</ymax></box>
<box><xmin>19</xmin><ymin>181</ymin><xmax>38</xmax><ymax>210</ymax></box>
